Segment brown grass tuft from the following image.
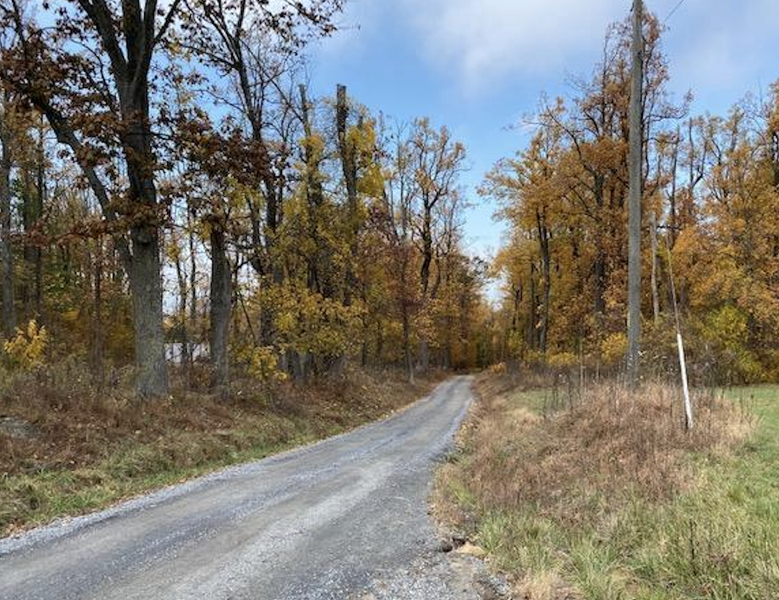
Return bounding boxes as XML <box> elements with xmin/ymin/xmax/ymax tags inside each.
<box><xmin>460</xmin><ymin>376</ymin><xmax>753</xmax><ymax>525</ymax></box>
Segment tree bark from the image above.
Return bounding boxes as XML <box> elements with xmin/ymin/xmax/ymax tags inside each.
<box><xmin>526</xmin><ymin>263</ymin><xmax>538</xmax><ymax>353</ymax></box>
<box><xmin>188</xmin><ymin>211</ymin><xmax>198</xmax><ymax>355</ymax></box>
<box><xmin>0</xmin><ymin>114</ymin><xmax>16</xmax><ymax>337</ymax></box>
<box><xmin>337</xmin><ymin>84</ymin><xmax>360</xmax><ymax>307</ymax></box>
<box><xmin>128</xmin><ymin>225</ymin><xmax>167</xmax><ymax>398</ymax></box>
<box><xmin>669</xmin><ymin>128</ymin><xmax>680</xmax><ymax>247</ymax></box>
<box><xmin>33</xmin><ymin>121</ymin><xmax>45</xmax><ymax>317</ymax></box>
<box><xmin>402</xmin><ymin>309</ymin><xmax>415</xmax><ymax>385</ymax></box>
<box><xmin>90</xmin><ymin>247</ymin><xmax>104</xmax><ymax>386</ymax></box>
<box><xmin>174</xmin><ymin>241</ymin><xmax>191</xmax><ymax>385</ymax></box>
<box><xmin>593</xmin><ymin>174</ymin><xmax>607</xmax><ymax>320</ymax></box>
<box><xmin>649</xmin><ymin>209</ymin><xmax>660</xmax><ymax>325</ymax></box>
<box><xmin>120</xmin><ymin>50</ymin><xmax>169</xmax><ymax>395</ymax></box>
<box><xmin>417</xmin><ymin>206</ymin><xmax>434</xmax><ymax>372</ymax></box>
<box><xmin>209</xmin><ymin>225</ymin><xmax>231</xmax><ymax>399</ymax></box>
<box><xmin>20</xmin><ymin>155</ymin><xmax>42</xmax><ymax>318</ymax></box>
<box><xmin>537</xmin><ymin>210</ymin><xmax>551</xmax><ymax>356</ymax></box>
<box><xmin>33</xmin><ymin>122</ymin><xmax>44</xmax><ymax>318</ymax></box>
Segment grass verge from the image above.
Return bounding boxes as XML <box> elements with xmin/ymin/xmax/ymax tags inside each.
<box><xmin>0</xmin><ymin>365</ymin><xmax>442</xmax><ymax>538</ymax></box>
<box><xmin>435</xmin><ymin>374</ymin><xmax>779</xmax><ymax>599</ymax></box>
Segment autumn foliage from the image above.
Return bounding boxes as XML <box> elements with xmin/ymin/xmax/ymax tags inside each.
<box><xmin>485</xmin><ymin>13</ymin><xmax>779</xmax><ymax>384</ymax></box>
<box><xmin>0</xmin><ymin>0</ymin><xmax>492</xmax><ymax>398</ymax></box>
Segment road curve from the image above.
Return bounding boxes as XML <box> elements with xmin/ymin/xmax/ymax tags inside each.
<box><xmin>0</xmin><ymin>376</ymin><xmax>475</xmax><ymax>600</ymax></box>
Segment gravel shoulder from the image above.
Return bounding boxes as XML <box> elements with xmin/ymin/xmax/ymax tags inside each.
<box><xmin>0</xmin><ymin>375</ymin><xmax>508</xmax><ymax>600</ymax></box>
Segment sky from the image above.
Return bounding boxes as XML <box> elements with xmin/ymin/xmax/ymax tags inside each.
<box><xmin>307</xmin><ymin>0</ymin><xmax>779</xmax><ymax>263</ymax></box>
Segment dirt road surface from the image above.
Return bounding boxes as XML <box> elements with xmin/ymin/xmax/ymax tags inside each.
<box><xmin>0</xmin><ymin>376</ymin><xmax>508</xmax><ymax>599</ymax></box>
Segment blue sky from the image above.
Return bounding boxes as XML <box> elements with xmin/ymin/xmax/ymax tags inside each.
<box><xmin>307</xmin><ymin>0</ymin><xmax>779</xmax><ymax>262</ymax></box>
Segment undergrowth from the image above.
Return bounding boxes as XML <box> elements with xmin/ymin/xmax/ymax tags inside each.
<box><xmin>436</xmin><ymin>373</ymin><xmax>778</xmax><ymax>599</ymax></box>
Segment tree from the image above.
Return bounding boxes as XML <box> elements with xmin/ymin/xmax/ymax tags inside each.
<box><xmin>408</xmin><ymin>119</ymin><xmax>466</xmax><ymax>372</ymax></box>
<box><xmin>1</xmin><ymin>0</ymin><xmax>184</xmax><ymax>397</ymax></box>
<box><xmin>0</xmin><ymin>89</ymin><xmax>16</xmax><ymax>336</ymax></box>
<box><xmin>482</xmin><ymin>129</ymin><xmax>563</xmax><ymax>358</ymax></box>
<box><xmin>378</xmin><ymin>121</ymin><xmax>420</xmax><ymax>383</ymax></box>
<box><xmin>486</xmin><ymin>7</ymin><xmax>688</xmax><ymax>374</ymax></box>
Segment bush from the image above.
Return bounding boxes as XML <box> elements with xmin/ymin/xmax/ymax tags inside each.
<box><xmin>599</xmin><ymin>332</ymin><xmax>627</xmax><ymax>367</ymax></box>
<box><xmin>691</xmin><ymin>305</ymin><xmax>765</xmax><ymax>384</ymax></box>
<box><xmin>4</xmin><ymin>320</ymin><xmax>50</xmax><ymax>370</ymax></box>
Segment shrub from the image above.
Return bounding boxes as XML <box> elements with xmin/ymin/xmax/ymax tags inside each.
<box><xmin>234</xmin><ymin>345</ymin><xmax>286</xmax><ymax>382</ymax></box>
<box><xmin>546</xmin><ymin>352</ymin><xmax>578</xmax><ymax>370</ymax></box>
<box><xmin>490</xmin><ymin>362</ymin><xmax>507</xmax><ymax>375</ymax></box>
<box><xmin>4</xmin><ymin>320</ymin><xmax>50</xmax><ymax>370</ymax></box>
<box><xmin>599</xmin><ymin>332</ymin><xmax>627</xmax><ymax>367</ymax></box>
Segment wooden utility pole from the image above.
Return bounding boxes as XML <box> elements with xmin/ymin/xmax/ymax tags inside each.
<box><xmin>626</xmin><ymin>0</ymin><xmax>644</xmax><ymax>386</ymax></box>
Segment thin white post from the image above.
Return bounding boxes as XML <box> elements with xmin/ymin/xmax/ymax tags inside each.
<box><xmin>666</xmin><ymin>237</ymin><xmax>693</xmax><ymax>430</ymax></box>
<box><xmin>677</xmin><ymin>332</ymin><xmax>693</xmax><ymax>430</ymax></box>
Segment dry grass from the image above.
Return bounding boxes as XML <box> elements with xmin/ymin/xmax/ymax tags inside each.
<box><xmin>468</xmin><ymin>379</ymin><xmax>752</xmax><ymax>523</ymax></box>
<box><xmin>436</xmin><ymin>373</ymin><xmax>770</xmax><ymax>599</ymax></box>
<box><xmin>0</xmin><ymin>362</ymin><xmax>444</xmax><ymax>536</ymax></box>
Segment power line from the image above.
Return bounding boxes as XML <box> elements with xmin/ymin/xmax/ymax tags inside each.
<box><xmin>664</xmin><ymin>0</ymin><xmax>688</xmax><ymax>23</ymax></box>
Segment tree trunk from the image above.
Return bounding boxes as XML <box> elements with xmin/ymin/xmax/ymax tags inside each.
<box><xmin>443</xmin><ymin>313</ymin><xmax>453</xmax><ymax>370</ymax></box>
<box><xmin>537</xmin><ymin>212</ymin><xmax>551</xmax><ymax>356</ymax></box>
<box><xmin>417</xmin><ymin>213</ymin><xmax>433</xmax><ymax>372</ymax></box>
<box><xmin>526</xmin><ymin>263</ymin><xmax>538</xmax><ymax>352</ymax></box>
<box><xmin>375</xmin><ymin>319</ymin><xmax>384</xmax><ymax>366</ymax></box>
<box><xmin>593</xmin><ymin>175</ymin><xmax>607</xmax><ymax>319</ymax></box>
<box><xmin>337</xmin><ymin>84</ymin><xmax>360</xmax><ymax>307</ymax></box>
<box><xmin>300</xmin><ymin>84</ymin><xmax>329</xmax><ymax>298</ymax></box>
<box><xmin>0</xmin><ymin>125</ymin><xmax>16</xmax><ymax>337</ymax></box>
<box><xmin>121</xmin><ymin>66</ymin><xmax>168</xmax><ymax>397</ymax></box>
<box><xmin>34</xmin><ymin>120</ymin><xmax>44</xmax><ymax>317</ymax></box>
<box><xmin>418</xmin><ymin>338</ymin><xmax>429</xmax><ymax>372</ymax></box>
<box><xmin>209</xmin><ymin>226</ymin><xmax>231</xmax><ymax>399</ymax></box>
<box><xmin>21</xmin><ymin>161</ymin><xmax>42</xmax><ymax>318</ymax></box>
<box><xmin>403</xmin><ymin>311</ymin><xmax>415</xmax><ymax>385</ymax></box>
<box><xmin>188</xmin><ymin>212</ymin><xmax>198</xmax><ymax>358</ymax></box>
<box><xmin>669</xmin><ymin>128</ymin><xmax>679</xmax><ymax>247</ymax></box>
<box><xmin>174</xmin><ymin>243</ymin><xmax>191</xmax><ymax>386</ymax></box>
<box><xmin>649</xmin><ymin>209</ymin><xmax>660</xmax><ymax>325</ymax></box>
<box><xmin>128</xmin><ymin>225</ymin><xmax>168</xmax><ymax>398</ymax></box>
<box><xmin>90</xmin><ymin>248</ymin><xmax>104</xmax><ymax>387</ymax></box>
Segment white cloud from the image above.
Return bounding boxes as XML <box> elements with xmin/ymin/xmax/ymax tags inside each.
<box><xmin>398</xmin><ymin>0</ymin><xmax>624</xmax><ymax>91</ymax></box>
<box><xmin>314</xmin><ymin>0</ymin><xmax>779</xmax><ymax>103</ymax></box>
<box><xmin>385</xmin><ymin>0</ymin><xmax>779</xmax><ymax>98</ymax></box>
<box><xmin>667</xmin><ymin>0</ymin><xmax>779</xmax><ymax>103</ymax></box>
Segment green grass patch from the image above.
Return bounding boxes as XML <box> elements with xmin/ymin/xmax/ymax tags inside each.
<box><xmin>505</xmin><ymin>388</ymin><xmax>550</xmax><ymax>413</ymax></box>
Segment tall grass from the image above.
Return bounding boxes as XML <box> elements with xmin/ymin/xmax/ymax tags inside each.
<box><xmin>437</xmin><ymin>375</ymin><xmax>776</xmax><ymax>599</ymax></box>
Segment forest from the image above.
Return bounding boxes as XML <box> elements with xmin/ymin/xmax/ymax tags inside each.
<box><xmin>437</xmin><ymin>6</ymin><xmax>779</xmax><ymax>598</ymax></box>
<box><xmin>0</xmin><ymin>2</ymin><xmax>773</xmax><ymax>404</ymax></box>
<box><xmin>0</xmin><ymin>0</ymin><xmax>493</xmax><ymax>400</ymax></box>
<box><xmin>485</xmin><ymin>13</ymin><xmax>779</xmax><ymax>386</ymax></box>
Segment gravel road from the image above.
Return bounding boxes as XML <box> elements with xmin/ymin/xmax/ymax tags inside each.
<box><xmin>0</xmin><ymin>376</ymin><xmax>507</xmax><ymax>600</ymax></box>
